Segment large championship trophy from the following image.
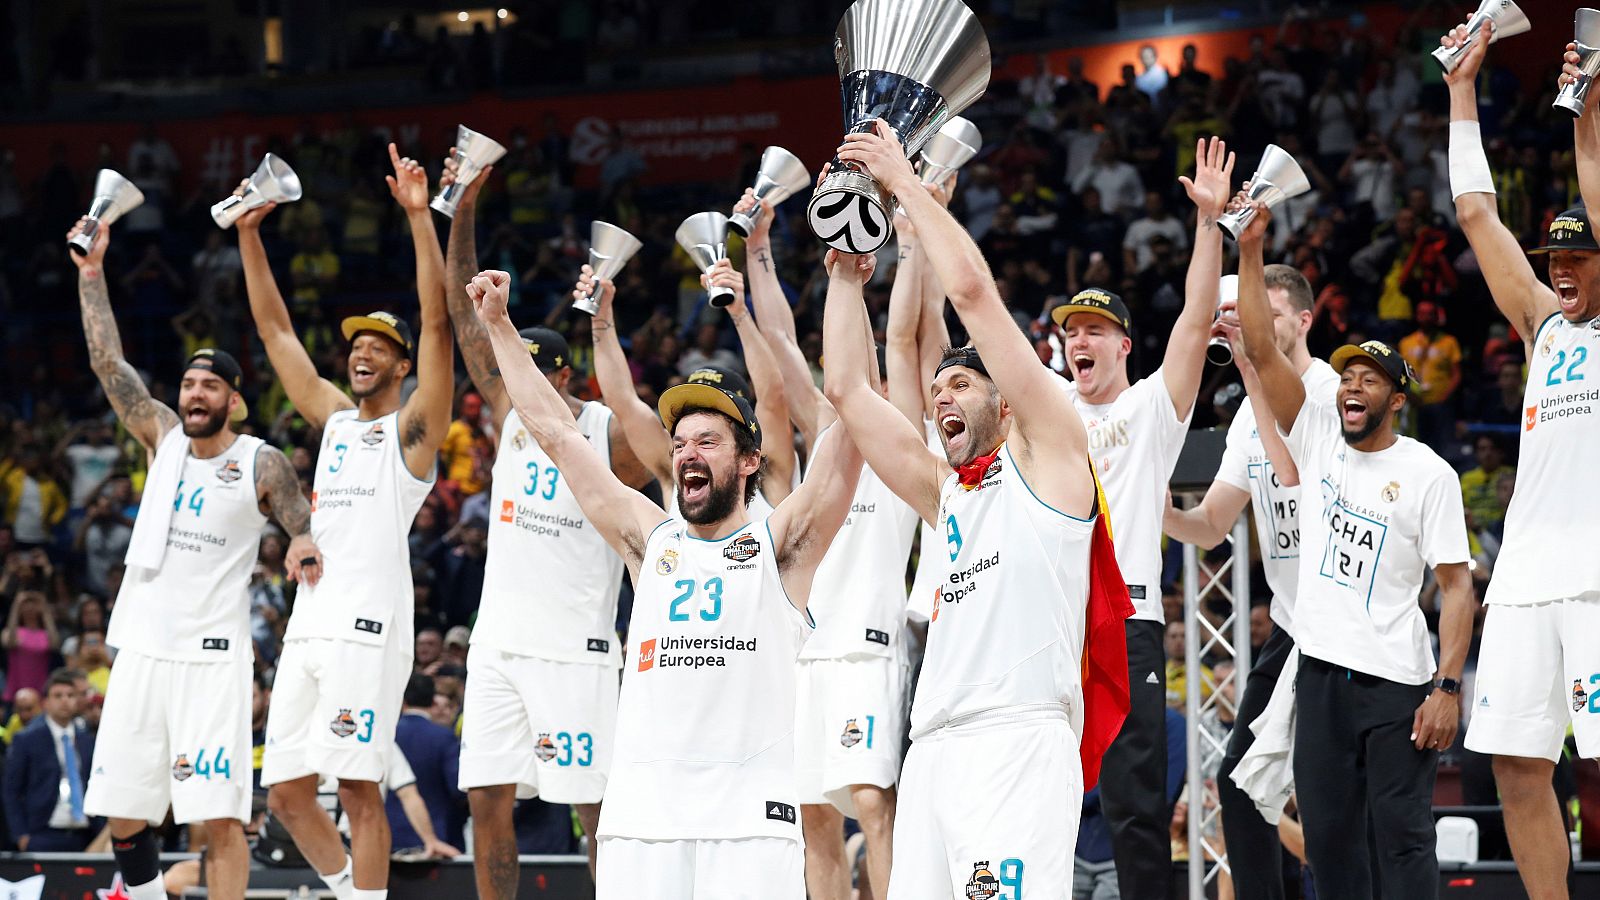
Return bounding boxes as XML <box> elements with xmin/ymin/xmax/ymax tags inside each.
<box><xmin>210</xmin><ymin>154</ymin><xmax>303</xmax><ymax>229</ymax></box>
<box><xmin>573</xmin><ymin>221</ymin><xmax>643</xmax><ymax>316</ymax></box>
<box><xmin>1207</xmin><ymin>275</ymin><xmax>1240</xmax><ymax>367</ymax></box>
<box><xmin>431</xmin><ymin>125</ymin><xmax>507</xmax><ymax>218</ymax></box>
<box><xmin>1216</xmin><ymin>145</ymin><xmax>1310</xmax><ymax>241</ymax></box>
<box><xmin>918</xmin><ymin>116</ymin><xmax>982</xmax><ymax>186</ymax></box>
<box><xmin>676</xmin><ymin>212</ymin><xmax>735</xmax><ymax>307</ymax></box>
<box><xmin>806</xmin><ymin>0</ymin><xmax>991</xmax><ymax>254</ymax></box>
<box><xmin>729</xmin><ymin>147</ymin><xmax>811</xmax><ymax>237</ymax></box>
<box><xmin>1556</xmin><ymin>9</ymin><xmax>1600</xmax><ymax>117</ymax></box>
<box><xmin>67</xmin><ymin>170</ymin><xmax>144</xmax><ymax>256</ymax></box>
<box><xmin>1431</xmin><ymin>0</ymin><xmax>1530</xmax><ymax>74</ymax></box>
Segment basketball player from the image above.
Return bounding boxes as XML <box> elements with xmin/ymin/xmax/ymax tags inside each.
<box><xmin>1232</xmin><ymin>195</ymin><xmax>1475</xmax><ymax>897</ymax></box>
<box><xmin>66</xmin><ymin>220</ymin><xmax>321</xmax><ymax>900</ymax></box>
<box><xmin>439</xmin><ymin>161</ymin><xmax>651</xmax><ymax>897</ymax></box>
<box><xmin>1047</xmin><ymin>136</ymin><xmax>1230</xmax><ymax>898</ymax></box>
<box><xmin>1446</xmin><ymin>25</ymin><xmax>1600</xmax><ymax>900</ymax></box>
<box><xmin>471</xmin><ymin>261</ymin><xmax>862</xmax><ymax>897</ymax></box>
<box><xmin>1163</xmin><ymin>265</ymin><xmax>1336</xmax><ymax>900</ymax></box>
<box><xmin>828</xmin><ymin>121</ymin><xmax>1105</xmax><ymax>898</ymax></box>
<box><xmin>237</xmin><ymin>145</ymin><xmax>454</xmax><ymax>900</ymax></box>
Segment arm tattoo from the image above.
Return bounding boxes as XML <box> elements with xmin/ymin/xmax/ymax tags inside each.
<box><xmin>445</xmin><ymin>213</ymin><xmax>504</xmax><ymax>401</ymax></box>
<box><xmin>256</xmin><ymin>446</ymin><xmax>311</xmax><ymax>536</ymax></box>
<box><xmin>756</xmin><ymin>248</ymin><xmax>771</xmax><ymax>273</ymax></box>
<box><xmin>79</xmin><ymin>269</ymin><xmax>178</xmax><ymax>443</ymax></box>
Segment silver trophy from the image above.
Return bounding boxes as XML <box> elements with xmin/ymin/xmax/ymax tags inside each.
<box><xmin>574</xmin><ymin>221</ymin><xmax>644</xmax><ymax>316</ymax></box>
<box><xmin>729</xmin><ymin>147</ymin><xmax>811</xmax><ymax>238</ymax></box>
<box><xmin>1555</xmin><ymin>9</ymin><xmax>1600</xmax><ymax>117</ymax></box>
<box><xmin>431</xmin><ymin>125</ymin><xmax>507</xmax><ymax>218</ymax></box>
<box><xmin>1217</xmin><ymin>145</ymin><xmax>1311</xmax><ymax>241</ymax></box>
<box><xmin>806</xmin><ymin>0</ymin><xmax>991</xmax><ymax>254</ymax></box>
<box><xmin>918</xmin><ymin>116</ymin><xmax>982</xmax><ymax>186</ymax></box>
<box><xmin>210</xmin><ymin>154</ymin><xmax>303</xmax><ymax>229</ymax></box>
<box><xmin>67</xmin><ymin>169</ymin><xmax>144</xmax><ymax>257</ymax></box>
<box><xmin>676</xmin><ymin>212</ymin><xmax>736</xmax><ymax>307</ymax></box>
<box><xmin>1207</xmin><ymin>274</ymin><xmax>1240</xmax><ymax>367</ymax></box>
<box><xmin>1431</xmin><ymin>0</ymin><xmax>1531</xmax><ymax>74</ymax></box>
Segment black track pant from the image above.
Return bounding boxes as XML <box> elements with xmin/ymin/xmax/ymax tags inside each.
<box><xmin>1217</xmin><ymin>625</ymin><xmax>1296</xmax><ymax>900</ymax></box>
<box><xmin>1100</xmin><ymin>619</ymin><xmax>1170</xmax><ymax>900</ymax></box>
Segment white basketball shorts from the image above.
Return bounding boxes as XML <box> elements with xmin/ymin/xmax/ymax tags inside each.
<box><xmin>458</xmin><ymin>645</ymin><xmax>618</xmax><ymax>804</ymax></box>
<box><xmin>1466</xmin><ymin>594</ymin><xmax>1600</xmax><ymax>761</ymax></box>
<box><xmin>794</xmin><ymin>654</ymin><xmax>904</xmax><ymax>817</ymax></box>
<box><xmin>260</xmin><ymin>632</ymin><xmax>410</xmax><ymax>785</ymax></box>
<box><xmin>84</xmin><ymin>648</ymin><xmax>253</xmax><ymax>825</ymax></box>
<box><xmin>595</xmin><ymin>836</ymin><xmax>804</xmax><ymax>900</ymax></box>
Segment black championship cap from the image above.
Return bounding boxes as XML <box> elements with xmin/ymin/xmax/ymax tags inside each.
<box><xmin>519</xmin><ymin>327</ymin><xmax>571</xmax><ymax>372</ymax></box>
<box><xmin>1329</xmin><ymin>340</ymin><xmax>1413</xmax><ymax>392</ymax></box>
<box><xmin>185</xmin><ymin>349</ymin><xmax>249</xmax><ymax>423</ymax></box>
<box><xmin>685</xmin><ymin>365</ymin><xmax>754</xmax><ymax>402</ymax></box>
<box><xmin>658</xmin><ymin>384</ymin><xmax>760</xmax><ymax>444</ymax></box>
<box><xmin>1049</xmin><ymin>288</ymin><xmax>1133</xmax><ymax>333</ymax></box>
<box><xmin>341</xmin><ymin>311</ymin><xmax>415</xmax><ymax>358</ymax></box>
<box><xmin>1528</xmin><ymin>207</ymin><xmax>1600</xmax><ymax>255</ymax></box>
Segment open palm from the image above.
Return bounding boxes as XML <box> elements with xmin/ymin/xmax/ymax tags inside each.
<box><xmin>385</xmin><ymin>142</ymin><xmax>431</xmax><ymax>211</ymax></box>
<box><xmin>1179</xmin><ymin>136</ymin><xmax>1236</xmax><ymax>223</ymax></box>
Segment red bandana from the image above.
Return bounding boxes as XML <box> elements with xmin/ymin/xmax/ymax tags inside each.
<box><xmin>956</xmin><ymin>447</ymin><xmax>1001</xmax><ymax>489</ymax></box>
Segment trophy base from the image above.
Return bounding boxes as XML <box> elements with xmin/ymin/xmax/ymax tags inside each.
<box><xmin>429</xmin><ymin>195</ymin><xmax>460</xmax><ymax>219</ymax></box>
<box><xmin>67</xmin><ymin>221</ymin><xmax>99</xmax><ymax>257</ymax></box>
<box><xmin>1206</xmin><ymin>337</ymin><xmax>1233</xmax><ymax>367</ymax></box>
<box><xmin>728</xmin><ymin>209</ymin><xmax>758</xmax><ymax>238</ymax></box>
<box><xmin>1217</xmin><ymin>208</ymin><xmax>1253</xmax><ymax>242</ymax></box>
<box><xmin>807</xmin><ymin>168</ymin><xmax>895</xmax><ymax>254</ymax></box>
<box><xmin>708</xmin><ymin>285</ymin><xmax>735</xmax><ymax>308</ymax></box>
<box><xmin>573</xmin><ymin>289</ymin><xmax>600</xmax><ymax>316</ymax></box>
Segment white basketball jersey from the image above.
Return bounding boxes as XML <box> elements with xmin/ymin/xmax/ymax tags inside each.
<box><xmin>1212</xmin><ymin>359</ymin><xmax>1340</xmax><ymax>634</ymax></box>
<box><xmin>801</xmin><ymin>429</ymin><xmax>918</xmax><ymax>659</ymax></box>
<box><xmin>1487</xmin><ymin>314</ymin><xmax>1600</xmax><ymax>606</ymax></box>
<box><xmin>1059</xmin><ymin>370</ymin><xmax>1191</xmax><ymax>622</ymax></box>
<box><xmin>473</xmin><ymin>404</ymin><xmax>624</xmax><ymax>666</ymax></box>
<box><xmin>109</xmin><ymin>432</ymin><xmax>266</xmax><ymax>662</ymax></box>
<box><xmin>598</xmin><ymin>517</ymin><xmax>811</xmax><ymax>841</ymax></box>
<box><xmin>911</xmin><ymin>444</ymin><xmax>1096</xmax><ymax>740</ymax></box>
<box><xmin>284</xmin><ymin>409</ymin><xmax>433</xmax><ymax>647</ymax></box>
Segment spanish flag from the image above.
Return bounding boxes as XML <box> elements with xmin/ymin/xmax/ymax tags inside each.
<box><xmin>1081</xmin><ymin>463</ymin><xmax>1133</xmax><ymax>790</ymax></box>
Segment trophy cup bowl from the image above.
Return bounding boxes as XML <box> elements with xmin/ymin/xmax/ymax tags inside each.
<box><xmin>918</xmin><ymin>116</ymin><xmax>982</xmax><ymax>186</ymax></box>
<box><xmin>574</xmin><ymin>221</ymin><xmax>644</xmax><ymax>316</ymax></box>
<box><xmin>1555</xmin><ymin>9</ymin><xmax>1600</xmax><ymax>116</ymax></box>
<box><xmin>729</xmin><ymin>146</ymin><xmax>812</xmax><ymax>237</ymax></box>
<box><xmin>68</xmin><ymin>169</ymin><xmax>145</xmax><ymax>257</ymax></box>
<box><xmin>431</xmin><ymin>125</ymin><xmax>508</xmax><ymax>219</ymax></box>
<box><xmin>1431</xmin><ymin>0</ymin><xmax>1531</xmax><ymax>74</ymax></box>
<box><xmin>807</xmin><ymin>0</ymin><xmax>991</xmax><ymax>254</ymax></box>
<box><xmin>676</xmin><ymin>212</ymin><xmax>736</xmax><ymax>308</ymax></box>
<box><xmin>1207</xmin><ymin>274</ymin><xmax>1240</xmax><ymax>367</ymax></box>
<box><xmin>211</xmin><ymin>153</ymin><xmax>303</xmax><ymax>229</ymax></box>
<box><xmin>1217</xmin><ymin>145</ymin><xmax>1311</xmax><ymax>241</ymax></box>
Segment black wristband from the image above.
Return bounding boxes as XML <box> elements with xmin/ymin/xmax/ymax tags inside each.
<box><xmin>299</xmin><ymin>556</ymin><xmax>318</xmax><ymax>567</ymax></box>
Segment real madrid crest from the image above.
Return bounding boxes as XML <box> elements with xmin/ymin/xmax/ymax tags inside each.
<box><xmin>512</xmin><ymin>429</ymin><xmax>528</xmax><ymax>451</ymax></box>
<box><xmin>1380</xmin><ymin>481</ymin><xmax>1400</xmax><ymax>503</ymax></box>
<box><xmin>655</xmin><ymin>548</ymin><xmax>678</xmax><ymax>575</ymax></box>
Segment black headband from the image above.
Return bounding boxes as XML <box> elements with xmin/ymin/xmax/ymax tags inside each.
<box><xmin>935</xmin><ymin>346</ymin><xmax>989</xmax><ymax>380</ymax></box>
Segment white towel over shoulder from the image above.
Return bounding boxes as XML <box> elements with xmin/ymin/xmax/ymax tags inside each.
<box><xmin>124</xmin><ymin>427</ymin><xmax>190</xmax><ymax>572</ymax></box>
<box><xmin>1230</xmin><ymin>646</ymin><xmax>1299</xmax><ymax>825</ymax></box>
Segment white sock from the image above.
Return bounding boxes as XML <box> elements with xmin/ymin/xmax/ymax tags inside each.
<box><xmin>351</xmin><ymin>891</ymin><xmax>388</xmax><ymax>900</ymax></box>
<box><xmin>124</xmin><ymin>875</ymin><xmax>166</xmax><ymax>900</ymax></box>
<box><xmin>320</xmin><ymin>857</ymin><xmax>355</xmax><ymax>900</ymax></box>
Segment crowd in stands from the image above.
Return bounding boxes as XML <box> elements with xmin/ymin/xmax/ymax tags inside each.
<box><xmin>0</xmin><ymin>4</ymin><xmax>1588</xmax><ymax>885</ymax></box>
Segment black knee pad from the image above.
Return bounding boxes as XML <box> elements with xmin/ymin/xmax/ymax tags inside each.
<box><xmin>111</xmin><ymin>826</ymin><xmax>162</xmax><ymax>886</ymax></box>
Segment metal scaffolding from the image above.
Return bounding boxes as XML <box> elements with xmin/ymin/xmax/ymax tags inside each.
<box><xmin>1182</xmin><ymin>510</ymin><xmax>1252</xmax><ymax>899</ymax></box>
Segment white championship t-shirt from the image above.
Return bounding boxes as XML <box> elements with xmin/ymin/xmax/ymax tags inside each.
<box><xmin>473</xmin><ymin>403</ymin><xmax>624</xmax><ymax>667</ymax></box>
<box><xmin>1213</xmin><ymin>359</ymin><xmax>1340</xmax><ymax>635</ymax></box>
<box><xmin>1060</xmin><ymin>369</ymin><xmax>1192</xmax><ymax>622</ymax></box>
<box><xmin>1284</xmin><ymin>393</ymin><xmax>1470</xmax><ymax>684</ymax></box>
<box><xmin>1486</xmin><ymin>313</ymin><xmax>1600</xmax><ymax>606</ymax></box>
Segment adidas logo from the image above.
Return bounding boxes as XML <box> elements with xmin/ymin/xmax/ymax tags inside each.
<box><xmin>1478</xmin><ymin>696</ymin><xmax>1490</xmax><ymax>708</ymax></box>
<box><xmin>1145</xmin><ymin>672</ymin><xmax>1159</xmax><ymax>685</ymax></box>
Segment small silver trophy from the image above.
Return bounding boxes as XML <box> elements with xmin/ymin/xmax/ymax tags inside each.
<box><xmin>918</xmin><ymin>117</ymin><xmax>982</xmax><ymax>186</ymax></box>
<box><xmin>1431</xmin><ymin>0</ymin><xmax>1531</xmax><ymax>74</ymax></box>
<box><xmin>807</xmin><ymin>0</ymin><xmax>991</xmax><ymax>254</ymax></box>
<box><xmin>728</xmin><ymin>147</ymin><xmax>811</xmax><ymax>238</ymax></box>
<box><xmin>574</xmin><ymin>221</ymin><xmax>644</xmax><ymax>317</ymax></box>
<box><xmin>1555</xmin><ymin>9</ymin><xmax>1600</xmax><ymax>117</ymax></box>
<box><xmin>1217</xmin><ymin>145</ymin><xmax>1310</xmax><ymax>241</ymax></box>
<box><xmin>1207</xmin><ymin>274</ymin><xmax>1240</xmax><ymax>367</ymax></box>
<box><xmin>67</xmin><ymin>169</ymin><xmax>144</xmax><ymax>256</ymax></box>
<box><xmin>431</xmin><ymin>125</ymin><xmax>507</xmax><ymax>218</ymax></box>
<box><xmin>210</xmin><ymin>154</ymin><xmax>303</xmax><ymax>229</ymax></box>
<box><xmin>676</xmin><ymin>212</ymin><xmax>736</xmax><ymax>307</ymax></box>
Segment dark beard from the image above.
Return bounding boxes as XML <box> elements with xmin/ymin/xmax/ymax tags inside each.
<box><xmin>679</xmin><ymin>474</ymin><xmax>743</xmax><ymax>526</ymax></box>
<box><xmin>182</xmin><ymin>407</ymin><xmax>229</xmax><ymax>438</ymax></box>
<box><xmin>350</xmin><ymin>368</ymin><xmax>395</xmax><ymax>400</ymax></box>
<box><xmin>1341</xmin><ymin>409</ymin><xmax>1386</xmax><ymax>445</ymax></box>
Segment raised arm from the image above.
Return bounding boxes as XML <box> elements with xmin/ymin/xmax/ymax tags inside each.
<box><xmin>584</xmin><ymin>273</ymin><xmax>673</xmax><ymax>487</ymax></box>
<box><xmin>769</xmin><ymin>419</ymin><xmax>863</xmax><ymax>614</ymax></box>
<box><xmin>822</xmin><ymin>250</ymin><xmax>947</xmax><ymax>525</ymax></box>
<box><xmin>839</xmin><ymin>122</ymin><xmax>1091</xmax><ymax>518</ymax></box>
<box><xmin>1232</xmin><ymin>198</ymin><xmax>1305</xmax><ymax>432</ymax></box>
<box><xmin>884</xmin><ymin>203</ymin><xmax>939</xmax><ymax>428</ymax></box>
<box><xmin>440</xmin><ymin>156</ymin><xmax>508</xmax><ymax>416</ymax></box>
<box><xmin>471</xmin><ymin>270</ymin><xmax>664</xmax><ymax>573</ymax></box>
<box><xmin>1565</xmin><ymin>43</ymin><xmax>1600</xmax><ymax>235</ymax></box>
<box><xmin>236</xmin><ymin>205</ymin><xmax>352</xmax><ymax>430</ymax></box>
<box><xmin>704</xmin><ymin>262</ymin><xmax>796</xmax><ymax>503</ymax></box>
<box><xmin>1442</xmin><ymin>22</ymin><xmax>1555</xmax><ymax>342</ymax></box>
<box><xmin>1164</xmin><ymin>136</ymin><xmax>1234</xmax><ymax>420</ymax></box>
<box><xmin>390</xmin><ymin>146</ymin><xmax>455</xmax><ymax>480</ymax></box>
<box><xmin>66</xmin><ymin>222</ymin><xmax>177</xmax><ymax>452</ymax></box>
<box><xmin>254</xmin><ymin>445</ymin><xmax>324</xmax><ymax>588</ymax></box>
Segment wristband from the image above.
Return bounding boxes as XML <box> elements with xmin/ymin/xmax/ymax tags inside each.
<box><xmin>1448</xmin><ymin>120</ymin><xmax>1496</xmax><ymax>200</ymax></box>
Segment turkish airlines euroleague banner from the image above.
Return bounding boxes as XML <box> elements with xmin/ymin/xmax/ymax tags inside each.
<box><xmin>0</xmin><ymin>76</ymin><xmax>842</xmax><ymax>194</ymax></box>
